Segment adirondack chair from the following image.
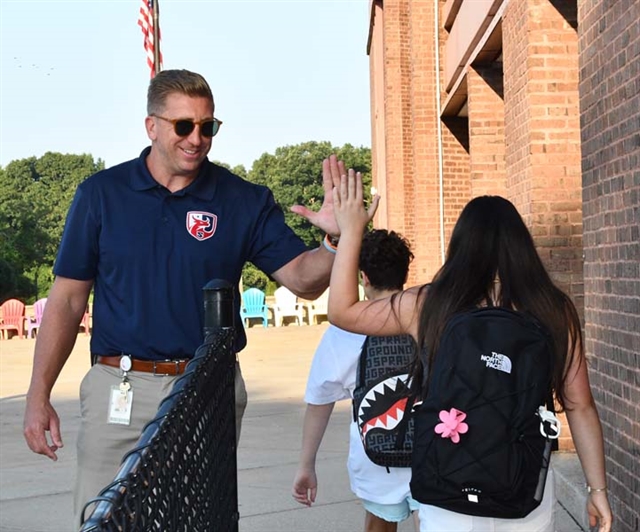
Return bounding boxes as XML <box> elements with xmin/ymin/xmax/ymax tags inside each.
<box><xmin>0</xmin><ymin>298</ymin><xmax>26</xmax><ymax>339</ymax></box>
<box><xmin>305</xmin><ymin>288</ymin><xmax>329</xmax><ymax>325</ymax></box>
<box><xmin>26</xmin><ymin>298</ymin><xmax>47</xmax><ymax>338</ymax></box>
<box><xmin>79</xmin><ymin>305</ymin><xmax>91</xmax><ymax>335</ymax></box>
<box><xmin>239</xmin><ymin>288</ymin><xmax>269</xmax><ymax>328</ymax></box>
<box><xmin>271</xmin><ymin>286</ymin><xmax>305</xmax><ymax>327</ymax></box>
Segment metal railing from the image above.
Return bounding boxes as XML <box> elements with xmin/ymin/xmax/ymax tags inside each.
<box><xmin>80</xmin><ymin>280</ymin><xmax>238</xmax><ymax>531</ymax></box>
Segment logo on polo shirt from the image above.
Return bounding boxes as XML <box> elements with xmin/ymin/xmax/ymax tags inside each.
<box><xmin>186</xmin><ymin>211</ymin><xmax>217</xmax><ymax>241</ymax></box>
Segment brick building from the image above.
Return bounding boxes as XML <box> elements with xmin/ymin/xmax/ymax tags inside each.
<box><xmin>367</xmin><ymin>0</ymin><xmax>639</xmax><ymax>529</ymax></box>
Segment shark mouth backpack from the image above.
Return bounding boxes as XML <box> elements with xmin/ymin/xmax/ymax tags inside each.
<box><xmin>352</xmin><ymin>334</ymin><xmax>416</xmax><ymax>468</ymax></box>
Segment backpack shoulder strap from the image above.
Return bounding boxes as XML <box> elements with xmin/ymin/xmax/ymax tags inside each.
<box><xmin>356</xmin><ymin>336</ymin><xmax>372</xmax><ymax>388</ymax></box>
<box><xmin>353</xmin><ymin>336</ymin><xmax>371</xmax><ymax>422</ymax></box>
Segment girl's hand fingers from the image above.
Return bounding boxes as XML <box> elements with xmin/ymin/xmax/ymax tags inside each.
<box><xmin>340</xmin><ymin>174</ymin><xmax>348</xmax><ymax>204</ymax></box>
<box><xmin>368</xmin><ymin>194</ymin><xmax>381</xmax><ymax>220</ymax></box>
<box><xmin>355</xmin><ymin>172</ymin><xmax>364</xmax><ymax>204</ymax></box>
<box><xmin>337</xmin><ymin>160</ymin><xmax>346</xmax><ymax>181</ymax></box>
<box><xmin>347</xmin><ymin>169</ymin><xmax>357</xmax><ymax>202</ymax></box>
<box><xmin>329</xmin><ymin>155</ymin><xmax>342</xmax><ymax>189</ymax></box>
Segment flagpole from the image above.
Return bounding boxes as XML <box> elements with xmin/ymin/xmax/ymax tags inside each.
<box><xmin>153</xmin><ymin>0</ymin><xmax>161</xmax><ymax>76</ymax></box>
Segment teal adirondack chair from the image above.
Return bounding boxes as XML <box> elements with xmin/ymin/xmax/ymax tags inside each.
<box><xmin>240</xmin><ymin>288</ymin><xmax>270</xmax><ymax>328</ymax></box>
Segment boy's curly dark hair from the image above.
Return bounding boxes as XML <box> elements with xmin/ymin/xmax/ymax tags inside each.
<box><xmin>358</xmin><ymin>229</ymin><xmax>414</xmax><ymax>291</ymax></box>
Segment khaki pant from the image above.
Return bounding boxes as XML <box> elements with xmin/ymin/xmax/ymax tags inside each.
<box><xmin>74</xmin><ymin>361</ymin><xmax>247</xmax><ymax>528</ymax></box>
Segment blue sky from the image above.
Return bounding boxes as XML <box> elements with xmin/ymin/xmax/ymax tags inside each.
<box><xmin>0</xmin><ymin>0</ymin><xmax>372</xmax><ymax>170</ymax></box>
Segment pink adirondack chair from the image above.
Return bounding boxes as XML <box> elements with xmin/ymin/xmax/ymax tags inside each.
<box><xmin>26</xmin><ymin>298</ymin><xmax>47</xmax><ymax>338</ymax></box>
<box><xmin>0</xmin><ymin>299</ymin><xmax>26</xmax><ymax>339</ymax></box>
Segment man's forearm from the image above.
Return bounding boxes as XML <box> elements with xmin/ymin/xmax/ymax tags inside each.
<box><xmin>272</xmin><ymin>245</ymin><xmax>336</xmax><ymax>300</ymax></box>
<box><xmin>27</xmin><ymin>277</ymin><xmax>92</xmax><ymax>400</ymax></box>
<box><xmin>28</xmin><ymin>307</ymin><xmax>84</xmax><ymax>400</ymax></box>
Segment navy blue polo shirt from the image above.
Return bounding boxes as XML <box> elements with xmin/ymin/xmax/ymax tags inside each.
<box><xmin>54</xmin><ymin>147</ymin><xmax>308</xmax><ymax>360</ymax></box>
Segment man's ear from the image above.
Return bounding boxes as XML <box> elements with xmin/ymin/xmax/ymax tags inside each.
<box><xmin>145</xmin><ymin>116</ymin><xmax>157</xmax><ymax>141</ymax></box>
<box><xmin>360</xmin><ymin>271</ymin><xmax>371</xmax><ymax>288</ymax></box>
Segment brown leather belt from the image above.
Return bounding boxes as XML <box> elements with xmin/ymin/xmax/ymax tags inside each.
<box><xmin>95</xmin><ymin>355</ymin><xmax>189</xmax><ymax>376</ymax></box>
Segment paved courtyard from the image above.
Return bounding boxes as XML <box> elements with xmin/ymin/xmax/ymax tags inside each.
<box><xmin>0</xmin><ymin>324</ymin><xmax>584</xmax><ymax>531</ymax></box>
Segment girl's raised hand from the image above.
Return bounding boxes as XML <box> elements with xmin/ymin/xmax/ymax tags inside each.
<box><xmin>333</xmin><ymin>169</ymin><xmax>380</xmax><ymax>236</ymax></box>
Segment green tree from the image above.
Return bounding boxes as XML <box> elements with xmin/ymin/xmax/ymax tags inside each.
<box><xmin>211</xmin><ymin>160</ymin><xmax>248</xmax><ymax>180</ymax></box>
<box><xmin>241</xmin><ymin>263</ymin><xmax>277</xmax><ymax>295</ymax></box>
<box><xmin>0</xmin><ymin>258</ymin><xmax>18</xmax><ymax>300</ymax></box>
<box><xmin>0</xmin><ymin>152</ymin><xmax>104</xmax><ymax>302</ymax></box>
<box><xmin>247</xmin><ymin>141</ymin><xmax>372</xmax><ymax>248</ymax></box>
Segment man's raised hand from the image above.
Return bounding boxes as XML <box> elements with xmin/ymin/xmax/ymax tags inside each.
<box><xmin>290</xmin><ymin>154</ymin><xmax>344</xmax><ymax>237</ymax></box>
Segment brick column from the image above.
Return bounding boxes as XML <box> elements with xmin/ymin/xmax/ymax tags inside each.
<box><xmin>369</xmin><ymin>0</ymin><xmax>446</xmax><ymax>285</ymax></box>
<box><xmin>503</xmin><ymin>0</ymin><xmax>582</xmax><ymax>452</ymax></box>
<box><xmin>406</xmin><ymin>0</ymin><xmax>449</xmax><ymax>283</ymax></box>
<box><xmin>467</xmin><ymin>64</ymin><xmax>506</xmax><ymax>198</ymax></box>
<box><xmin>439</xmin><ymin>0</ymin><xmax>470</xmax><ymax>262</ymax></box>
<box><xmin>369</xmin><ymin>0</ymin><xmax>387</xmax><ymax>223</ymax></box>
<box><xmin>374</xmin><ymin>0</ymin><xmax>414</xmax><ymax>236</ymax></box>
<box><xmin>502</xmin><ymin>0</ymin><xmax>582</xmax><ymax>300</ymax></box>
<box><xmin>441</xmin><ymin>117</ymin><xmax>471</xmax><ymax>250</ymax></box>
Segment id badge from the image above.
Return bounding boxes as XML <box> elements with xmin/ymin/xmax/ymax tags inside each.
<box><xmin>108</xmin><ymin>385</ymin><xmax>133</xmax><ymax>425</ymax></box>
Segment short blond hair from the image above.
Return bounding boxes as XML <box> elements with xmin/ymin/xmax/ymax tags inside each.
<box><xmin>147</xmin><ymin>69</ymin><xmax>213</xmax><ymax>115</ymax></box>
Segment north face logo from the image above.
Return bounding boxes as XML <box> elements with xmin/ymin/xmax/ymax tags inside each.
<box><xmin>480</xmin><ymin>352</ymin><xmax>512</xmax><ymax>374</ymax></box>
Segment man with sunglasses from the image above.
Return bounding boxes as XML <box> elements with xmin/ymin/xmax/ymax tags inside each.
<box><xmin>23</xmin><ymin>69</ymin><xmax>350</xmax><ymax>526</ymax></box>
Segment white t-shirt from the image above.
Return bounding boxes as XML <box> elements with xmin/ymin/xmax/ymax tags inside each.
<box><xmin>304</xmin><ymin>325</ymin><xmax>413</xmax><ymax>505</ymax></box>
<box><xmin>418</xmin><ymin>470</ymin><xmax>555</xmax><ymax>532</ymax></box>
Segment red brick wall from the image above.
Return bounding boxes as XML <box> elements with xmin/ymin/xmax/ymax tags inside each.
<box><xmin>439</xmin><ymin>0</ymin><xmax>470</xmax><ymax>259</ymax></box>
<box><xmin>369</xmin><ymin>1</ymin><xmax>386</xmax><ymax>225</ymax></box>
<box><xmin>377</xmin><ymin>0</ymin><xmax>413</xmax><ymax>238</ymax></box>
<box><xmin>502</xmin><ymin>0</ymin><xmax>532</xmax><ymax>218</ymax></box>
<box><xmin>503</xmin><ymin>1</ymin><xmax>583</xmax><ymax>290</ymax></box>
<box><xmin>369</xmin><ymin>0</ymin><xmax>448</xmax><ymax>286</ymax></box>
<box><xmin>406</xmin><ymin>0</ymin><xmax>445</xmax><ymax>285</ymax></box>
<box><xmin>440</xmin><ymin>117</ymin><xmax>470</xmax><ymax>251</ymax></box>
<box><xmin>502</xmin><ymin>0</ymin><xmax>583</xmax><ymax>300</ymax></box>
<box><xmin>467</xmin><ymin>65</ymin><xmax>506</xmax><ymax>198</ymax></box>
<box><xmin>579</xmin><ymin>1</ymin><xmax>640</xmax><ymax>529</ymax></box>
<box><xmin>502</xmin><ymin>0</ymin><xmax>583</xmax><ymax>452</ymax></box>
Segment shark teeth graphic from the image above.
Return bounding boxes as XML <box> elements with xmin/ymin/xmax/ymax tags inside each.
<box><xmin>362</xmin><ymin>403</ymin><xmax>407</xmax><ymax>434</ymax></box>
<box><xmin>358</xmin><ymin>374</ymin><xmax>411</xmax><ymax>437</ymax></box>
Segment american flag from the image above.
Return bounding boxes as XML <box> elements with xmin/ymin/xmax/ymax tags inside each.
<box><xmin>138</xmin><ymin>0</ymin><xmax>163</xmax><ymax>77</ymax></box>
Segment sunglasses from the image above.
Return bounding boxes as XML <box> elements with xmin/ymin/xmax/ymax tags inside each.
<box><xmin>152</xmin><ymin>115</ymin><xmax>222</xmax><ymax>138</ymax></box>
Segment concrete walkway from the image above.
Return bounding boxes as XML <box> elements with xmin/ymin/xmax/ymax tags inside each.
<box><xmin>0</xmin><ymin>325</ymin><xmax>586</xmax><ymax>531</ymax></box>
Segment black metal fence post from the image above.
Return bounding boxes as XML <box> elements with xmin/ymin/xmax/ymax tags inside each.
<box><xmin>202</xmin><ymin>279</ymin><xmax>239</xmax><ymax>532</ymax></box>
<box><xmin>203</xmin><ymin>279</ymin><xmax>235</xmax><ymax>335</ymax></box>
<box><xmin>79</xmin><ymin>279</ymin><xmax>238</xmax><ymax>531</ymax></box>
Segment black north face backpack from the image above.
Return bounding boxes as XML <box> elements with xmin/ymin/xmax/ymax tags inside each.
<box><xmin>410</xmin><ymin>307</ymin><xmax>560</xmax><ymax>518</ymax></box>
<box><xmin>352</xmin><ymin>334</ymin><xmax>416</xmax><ymax>468</ymax></box>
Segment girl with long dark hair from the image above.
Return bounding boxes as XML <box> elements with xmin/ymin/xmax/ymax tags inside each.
<box><xmin>327</xmin><ymin>171</ymin><xmax>612</xmax><ymax>532</ymax></box>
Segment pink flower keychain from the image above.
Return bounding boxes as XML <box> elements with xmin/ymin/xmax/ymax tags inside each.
<box><xmin>435</xmin><ymin>408</ymin><xmax>469</xmax><ymax>443</ymax></box>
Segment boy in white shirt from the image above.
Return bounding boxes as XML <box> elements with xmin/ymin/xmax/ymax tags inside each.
<box><xmin>292</xmin><ymin>229</ymin><xmax>419</xmax><ymax>532</ymax></box>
